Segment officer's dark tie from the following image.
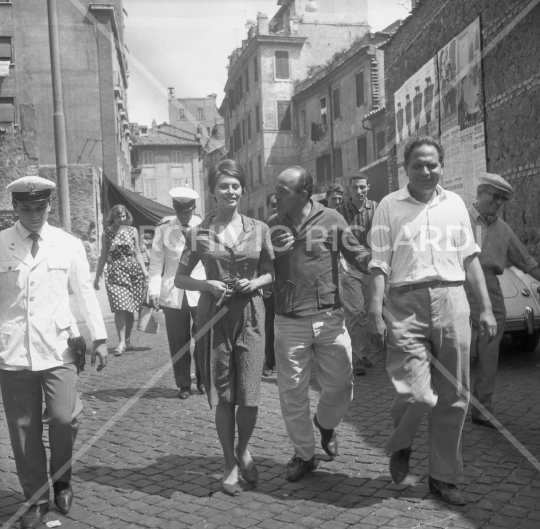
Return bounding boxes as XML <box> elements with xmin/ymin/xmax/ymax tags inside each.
<box><xmin>28</xmin><ymin>232</ymin><xmax>40</xmax><ymax>258</ymax></box>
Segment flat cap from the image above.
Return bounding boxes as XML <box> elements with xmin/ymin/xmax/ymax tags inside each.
<box><xmin>170</xmin><ymin>187</ymin><xmax>198</xmax><ymax>210</ymax></box>
<box><xmin>478</xmin><ymin>173</ymin><xmax>514</xmax><ymax>198</ymax></box>
<box><xmin>7</xmin><ymin>176</ymin><xmax>56</xmax><ymax>202</ymax></box>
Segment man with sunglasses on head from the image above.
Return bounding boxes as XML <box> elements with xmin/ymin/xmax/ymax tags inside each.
<box><xmin>467</xmin><ymin>173</ymin><xmax>540</xmax><ymax>429</ymax></box>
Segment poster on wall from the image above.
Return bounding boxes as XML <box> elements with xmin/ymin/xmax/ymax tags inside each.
<box><xmin>438</xmin><ymin>17</ymin><xmax>486</xmax><ymax>205</ymax></box>
<box><xmin>393</xmin><ymin>17</ymin><xmax>486</xmax><ymax>202</ymax></box>
<box><xmin>394</xmin><ymin>57</ymin><xmax>439</xmax><ymax>188</ymax></box>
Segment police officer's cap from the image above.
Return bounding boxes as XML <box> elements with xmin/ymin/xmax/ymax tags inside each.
<box><xmin>7</xmin><ymin>176</ymin><xmax>56</xmax><ymax>202</ymax></box>
<box><xmin>478</xmin><ymin>173</ymin><xmax>514</xmax><ymax>198</ymax></box>
<box><xmin>170</xmin><ymin>187</ymin><xmax>198</xmax><ymax>210</ymax></box>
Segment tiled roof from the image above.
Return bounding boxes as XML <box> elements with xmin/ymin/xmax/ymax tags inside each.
<box><xmin>364</xmin><ymin>106</ymin><xmax>386</xmax><ymax>120</ymax></box>
<box><xmin>134</xmin><ymin>130</ymin><xmax>199</xmax><ymax>147</ymax></box>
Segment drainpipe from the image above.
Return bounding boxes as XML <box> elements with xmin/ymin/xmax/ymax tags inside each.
<box><xmin>328</xmin><ymin>83</ymin><xmax>335</xmax><ymax>181</ymax></box>
<box><xmin>47</xmin><ymin>0</ymin><xmax>71</xmax><ymax>229</ymax></box>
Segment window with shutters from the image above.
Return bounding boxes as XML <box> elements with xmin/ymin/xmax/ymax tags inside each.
<box><xmin>248</xmin><ymin>159</ymin><xmax>253</xmax><ymax>189</ymax></box>
<box><xmin>228</xmin><ymin>89</ymin><xmax>235</xmax><ymax>112</ymax></box>
<box><xmin>178</xmin><ymin>108</ymin><xmax>186</xmax><ymax>120</ymax></box>
<box><xmin>357</xmin><ymin>136</ymin><xmax>367</xmax><ymax>169</ymax></box>
<box><xmin>275</xmin><ymin>51</ymin><xmax>290</xmax><ymax>80</ymax></box>
<box><xmin>155</xmin><ymin>151</ymin><xmax>170</xmax><ymax>164</ymax></box>
<box><xmin>197</xmin><ymin>108</ymin><xmax>204</xmax><ymax>120</ymax></box>
<box><xmin>299</xmin><ymin>108</ymin><xmax>306</xmax><ymax>136</ymax></box>
<box><xmin>376</xmin><ymin>130</ymin><xmax>386</xmax><ymax>159</ymax></box>
<box><xmin>0</xmin><ymin>97</ymin><xmax>15</xmax><ymax>126</ymax></box>
<box><xmin>258</xmin><ymin>154</ymin><xmax>263</xmax><ymax>183</ymax></box>
<box><xmin>315</xmin><ymin>153</ymin><xmax>331</xmax><ymax>183</ymax></box>
<box><xmin>333</xmin><ymin>87</ymin><xmax>341</xmax><ymax>119</ymax></box>
<box><xmin>333</xmin><ymin>148</ymin><xmax>343</xmax><ymax>178</ymax></box>
<box><xmin>143</xmin><ymin>179</ymin><xmax>156</xmax><ymax>199</ymax></box>
<box><xmin>141</xmin><ymin>150</ymin><xmax>154</xmax><ymax>166</ymax></box>
<box><xmin>236</xmin><ymin>75</ymin><xmax>243</xmax><ymax>103</ymax></box>
<box><xmin>254</xmin><ymin>57</ymin><xmax>258</xmax><ymax>82</ymax></box>
<box><xmin>255</xmin><ymin>105</ymin><xmax>261</xmax><ymax>133</ymax></box>
<box><xmin>171</xmin><ymin>150</ymin><xmax>183</xmax><ymax>165</ymax></box>
<box><xmin>247</xmin><ymin>112</ymin><xmax>252</xmax><ymax>140</ymax></box>
<box><xmin>245</xmin><ymin>67</ymin><xmax>250</xmax><ymax>93</ymax></box>
<box><xmin>241</xmin><ymin>119</ymin><xmax>246</xmax><ymax>145</ymax></box>
<box><xmin>319</xmin><ymin>97</ymin><xmax>327</xmax><ymax>127</ymax></box>
<box><xmin>171</xmin><ymin>178</ymin><xmax>183</xmax><ymax>189</ymax></box>
<box><xmin>0</xmin><ymin>37</ymin><xmax>12</xmax><ymax>62</ymax></box>
<box><xmin>356</xmin><ymin>71</ymin><xmax>365</xmax><ymax>107</ymax></box>
<box><xmin>277</xmin><ymin>100</ymin><xmax>291</xmax><ymax>131</ymax></box>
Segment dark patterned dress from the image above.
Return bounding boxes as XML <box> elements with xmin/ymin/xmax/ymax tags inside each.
<box><xmin>178</xmin><ymin>215</ymin><xmax>274</xmax><ymax>408</ymax></box>
<box><xmin>105</xmin><ymin>226</ymin><xmax>145</xmax><ymax>313</ymax></box>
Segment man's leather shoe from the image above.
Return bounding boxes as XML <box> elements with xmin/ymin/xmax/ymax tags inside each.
<box><xmin>313</xmin><ymin>414</ymin><xmax>338</xmax><ymax>457</ymax></box>
<box><xmin>286</xmin><ymin>455</ymin><xmax>315</xmax><ymax>481</ymax></box>
<box><xmin>428</xmin><ymin>476</ymin><xmax>466</xmax><ymax>505</ymax></box>
<box><xmin>262</xmin><ymin>363</ymin><xmax>273</xmax><ymax>377</ymax></box>
<box><xmin>389</xmin><ymin>447</ymin><xmax>411</xmax><ymax>484</ymax></box>
<box><xmin>178</xmin><ymin>387</ymin><xmax>191</xmax><ymax>399</ymax></box>
<box><xmin>353</xmin><ymin>360</ymin><xmax>366</xmax><ymax>376</ymax></box>
<box><xmin>196</xmin><ymin>372</ymin><xmax>205</xmax><ymax>394</ymax></box>
<box><xmin>53</xmin><ymin>481</ymin><xmax>73</xmax><ymax>514</ymax></box>
<box><xmin>360</xmin><ymin>357</ymin><xmax>373</xmax><ymax>368</ymax></box>
<box><xmin>20</xmin><ymin>503</ymin><xmax>49</xmax><ymax>529</ymax></box>
<box><xmin>471</xmin><ymin>416</ymin><xmax>496</xmax><ymax>429</ymax></box>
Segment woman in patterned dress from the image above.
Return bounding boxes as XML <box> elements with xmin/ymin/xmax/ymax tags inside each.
<box><xmin>94</xmin><ymin>205</ymin><xmax>148</xmax><ymax>355</ymax></box>
<box><xmin>175</xmin><ymin>160</ymin><xmax>274</xmax><ymax>496</ymax></box>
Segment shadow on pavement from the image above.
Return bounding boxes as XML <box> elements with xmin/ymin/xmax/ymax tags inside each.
<box><xmin>82</xmin><ymin>387</ymin><xmax>181</xmax><ymax>402</ymax></box>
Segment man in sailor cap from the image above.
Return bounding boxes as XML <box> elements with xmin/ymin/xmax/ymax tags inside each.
<box><xmin>467</xmin><ymin>173</ymin><xmax>540</xmax><ymax>428</ymax></box>
<box><xmin>148</xmin><ymin>187</ymin><xmax>205</xmax><ymax>399</ymax></box>
<box><xmin>0</xmin><ymin>176</ymin><xmax>108</xmax><ymax>528</ymax></box>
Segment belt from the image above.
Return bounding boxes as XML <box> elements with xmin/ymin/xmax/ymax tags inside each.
<box><xmin>391</xmin><ymin>280</ymin><xmax>463</xmax><ymax>294</ymax></box>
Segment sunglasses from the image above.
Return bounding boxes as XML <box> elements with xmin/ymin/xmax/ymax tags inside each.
<box><xmin>483</xmin><ymin>190</ymin><xmax>509</xmax><ymax>203</ymax></box>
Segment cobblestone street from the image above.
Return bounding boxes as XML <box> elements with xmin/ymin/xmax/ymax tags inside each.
<box><xmin>0</xmin><ymin>289</ymin><xmax>539</xmax><ymax>528</ymax></box>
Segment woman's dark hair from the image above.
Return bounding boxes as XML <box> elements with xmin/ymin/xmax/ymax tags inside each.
<box><xmin>208</xmin><ymin>159</ymin><xmax>246</xmax><ymax>194</ymax></box>
<box><xmin>107</xmin><ymin>204</ymin><xmax>133</xmax><ymax>226</ymax></box>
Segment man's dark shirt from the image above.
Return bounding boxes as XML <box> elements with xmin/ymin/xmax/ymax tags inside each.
<box><xmin>336</xmin><ymin>198</ymin><xmax>378</xmax><ymax>249</ymax></box>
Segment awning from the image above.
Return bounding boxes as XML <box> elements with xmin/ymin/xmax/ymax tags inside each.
<box><xmin>102</xmin><ymin>174</ymin><xmax>175</xmax><ymax>229</ymax></box>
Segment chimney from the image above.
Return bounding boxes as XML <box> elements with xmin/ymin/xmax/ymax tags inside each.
<box><xmin>257</xmin><ymin>13</ymin><xmax>269</xmax><ymax>35</ymax></box>
<box><xmin>168</xmin><ymin>87</ymin><xmax>175</xmax><ymax>99</ymax></box>
<box><xmin>151</xmin><ymin>119</ymin><xmax>157</xmax><ymax>129</ymax></box>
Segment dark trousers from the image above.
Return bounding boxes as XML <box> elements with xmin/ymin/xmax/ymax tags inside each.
<box><xmin>163</xmin><ymin>296</ymin><xmax>199</xmax><ymax>389</ymax></box>
<box><xmin>264</xmin><ymin>294</ymin><xmax>276</xmax><ymax>368</ymax></box>
<box><xmin>0</xmin><ymin>363</ymin><xmax>81</xmax><ymax>504</ymax></box>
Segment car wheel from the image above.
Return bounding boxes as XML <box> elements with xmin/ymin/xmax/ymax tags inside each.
<box><xmin>510</xmin><ymin>330</ymin><xmax>540</xmax><ymax>352</ymax></box>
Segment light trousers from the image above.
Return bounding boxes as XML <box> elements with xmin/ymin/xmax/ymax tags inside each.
<box><xmin>274</xmin><ymin>308</ymin><xmax>354</xmax><ymax>461</ymax></box>
<box><xmin>385</xmin><ymin>286</ymin><xmax>470</xmax><ymax>483</ymax></box>
<box><xmin>341</xmin><ymin>271</ymin><xmax>371</xmax><ymax>359</ymax></box>
<box><xmin>0</xmin><ymin>363</ymin><xmax>82</xmax><ymax>504</ymax></box>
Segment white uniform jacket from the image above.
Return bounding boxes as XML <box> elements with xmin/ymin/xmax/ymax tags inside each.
<box><xmin>148</xmin><ymin>215</ymin><xmax>205</xmax><ymax>309</ymax></box>
<box><xmin>0</xmin><ymin>222</ymin><xmax>107</xmax><ymax>371</ymax></box>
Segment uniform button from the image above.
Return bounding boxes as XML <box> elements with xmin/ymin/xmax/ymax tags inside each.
<box><xmin>30</xmin><ymin>296</ymin><xmax>35</xmax><ymax>301</ymax></box>
<box><xmin>29</xmin><ymin>311</ymin><xmax>34</xmax><ymax>316</ymax></box>
<box><xmin>30</xmin><ymin>281</ymin><xmax>35</xmax><ymax>286</ymax></box>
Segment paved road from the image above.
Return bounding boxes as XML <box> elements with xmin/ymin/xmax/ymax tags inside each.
<box><xmin>0</xmin><ymin>289</ymin><xmax>539</xmax><ymax>528</ymax></box>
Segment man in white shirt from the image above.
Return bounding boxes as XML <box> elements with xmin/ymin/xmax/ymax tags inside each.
<box><xmin>367</xmin><ymin>137</ymin><xmax>496</xmax><ymax>505</ymax></box>
<box><xmin>148</xmin><ymin>187</ymin><xmax>205</xmax><ymax>399</ymax></box>
<box><xmin>0</xmin><ymin>176</ymin><xmax>108</xmax><ymax>528</ymax></box>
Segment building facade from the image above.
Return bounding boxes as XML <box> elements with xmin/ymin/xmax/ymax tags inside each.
<box><xmin>169</xmin><ymin>94</ymin><xmax>223</xmax><ymax>140</ymax></box>
<box><xmin>0</xmin><ymin>0</ymin><xmax>131</xmax><ymax>188</ymax></box>
<box><xmin>383</xmin><ymin>0</ymin><xmax>540</xmax><ymax>259</ymax></box>
<box><xmin>131</xmin><ymin>124</ymin><xmax>204</xmax><ymax>216</ymax></box>
<box><xmin>220</xmin><ymin>0</ymin><xmax>369</xmax><ymax>220</ymax></box>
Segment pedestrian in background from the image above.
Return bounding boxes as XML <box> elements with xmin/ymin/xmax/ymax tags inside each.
<box><xmin>336</xmin><ymin>173</ymin><xmax>378</xmax><ymax>376</ymax></box>
<box><xmin>94</xmin><ymin>204</ymin><xmax>148</xmax><ymax>355</ymax></box>
<box><xmin>268</xmin><ymin>166</ymin><xmax>370</xmax><ymax>482</ymax></box>
<box><xmin>324</xmin><ymin>183</ymin><xmax>344</xmax><ymax>209</ymax></box>
<box><xmin>467</xmin><ymin>173</ymin><xmax>540</xmax><ymax>428</ymax></box>
<box><xmin>367</xmin><ymin>137</ymin><xmax>496</xmax><ymax>505</ymax></box>
<box><xmin>175</xmin><ymin>160</ymin><xmax>274</xmax><ymax>496</ymax></box>
<box><xmin>0</xmin><ymin>176</ymin><xmax>108</xmax><ymax>529</ymax></box>
<box><xmin>148</xmin><ymin>187</ymin><xmax>206</xmax><ymax>400</ymax></box>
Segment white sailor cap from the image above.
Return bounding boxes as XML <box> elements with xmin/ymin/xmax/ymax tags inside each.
<box><xmin>7</xmin><ymin>176</ymin><xmax>56</xmax><ymax>202</ymax></box>
<box><xmin>169</xmin><ymin>187</ymin><xmax>198</xmax><ymax>210</ymax></box>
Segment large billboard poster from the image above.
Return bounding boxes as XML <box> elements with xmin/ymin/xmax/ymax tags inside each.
<box><xmin>394</xmin><ymin>17</ymin><xmax>486</xmax><ymax>204</ymax></box>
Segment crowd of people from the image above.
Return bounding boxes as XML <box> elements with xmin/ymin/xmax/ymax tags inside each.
<box><xmin>0</xmin><ymin>135</ymin><xmax>536</xmax><ymax>527</ymax></box>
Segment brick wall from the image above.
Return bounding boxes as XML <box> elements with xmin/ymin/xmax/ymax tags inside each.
<box><xmin>384</xmin><ymin>0</ymin><xmax>540</xmax><ymax>258</ymax></box>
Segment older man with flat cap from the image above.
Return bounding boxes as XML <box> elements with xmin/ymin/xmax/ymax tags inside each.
<box><xmin>467</xmin><ymin>173</ymin><xmax>540</xmax><ymax>428</ymax></box>
<box><xmin>148</xmin><ymin>187</ymin><xmax>205</xmax><ymax>399</ymax></box>
<box><xmin>0</xmin><ymin>176</ymin><xmax>108</xmax><ymax>528</ymax></box>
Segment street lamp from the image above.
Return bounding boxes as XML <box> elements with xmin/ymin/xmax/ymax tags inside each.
<box><xmin>305</xmin><ymin>1</ymin><xmax>319</xmax><ymax>12</ymax></box>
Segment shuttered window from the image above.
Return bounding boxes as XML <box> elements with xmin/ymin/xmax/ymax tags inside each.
<box><xmin>171</xmin><ymin>150</ymin><xmax>183</xmax><ymax>165</ymax></box>
<box><xmin>0</xmin><ymin>97</ymin><xmax>15</xmax><ymax>124</ymax></box>
<box><xmin>245</xmin><ymin>67</ymin><xmax>250</xmax><ymax>93</ymax></box>
<box><xmin>258</xmin><ymin>154</ymin><xmax>263</xmax><ymax>183</ymax></box>
<box><xmin>333</xmin><ymin>88</ymin><xmax>341</xmax><ymax>119</ymax></box>
<box><xmin>277</xmin><ymin>100</ymin><xmax>291</xmax><ymax>131</ymax></box>
<box><xmin>143</xmin><ymin>179</ymin><xmax>156</xmax><ymax>199</ymax></box>
<box><xmin>299</xmin><ymin>108</ymin><xmax>306</xmax><ymax>136</ymax></box>
<box><xmin>254</xmin><ymin>57</ymin><xmax>258</xmax><ymax>82</ymax></box>
<box><xmin>275</xmin><ymin>51</ymin><xmax>290</xmax><ymax>79</ymax></box>
<box><xmin>357</xmin><ymin>136</ymin><xmax>367</xmax><ymax>169</ymax></box>
<box><xmin>141</xmin><ymin>150</ymin><xmax>154</xmax><ymax>166</ymax></box>
<box><xmin>333</xmin><ymin>148</ymin><xmax>343</xmax><ymax>177</ymax></box>
<box><xmin>356</xmin><ymin>71</ymin><xmax>365</xmax><ymax>107</ymax></box>
<box><xmin>247</xmin><ymin>112</ymin><xmax>252</xmax><ymax>140</ymax></box>
<box><xmin>255</xmin><ymin>105</ymin><xmax>261</xmax><ymax>133</ymax></box>
<box><xmin>0</xmin><ymin>37</ymin><xmax>12</xmax><ymax>61</ymax></box>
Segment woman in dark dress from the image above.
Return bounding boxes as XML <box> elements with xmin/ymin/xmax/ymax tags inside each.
<box><xmin>94</xmin><ymin>205</ymin><xmax>148</xmax><ymax>354</ymax></box>
<box><xmin>175</xmin><ymin>160</ymin><xmax>274</xmax><ymax>495</ymax></box>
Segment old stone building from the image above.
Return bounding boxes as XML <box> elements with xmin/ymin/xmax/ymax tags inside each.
<box><xmin>220</xmin><ymin>0</ymin><xmax>370</xmax><ymax>220</ymax></box>
<box><xmin>383</xmin><ymin>0</ymin><xmax>540</xmax><ymax>258</ymax></box>
<box><xmin>130</xmin><ymin>124</ymin><xmax>204</xmax><ymax>216</ymax></box>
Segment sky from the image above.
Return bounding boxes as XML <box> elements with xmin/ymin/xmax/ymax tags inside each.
<box><xmin>124</xmin><ymin>0</ymin><xmax>412</xmax><ymax>126</ymax></box>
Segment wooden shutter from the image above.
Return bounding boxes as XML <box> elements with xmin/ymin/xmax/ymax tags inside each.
<box><xmin>275</xmin><ymin>51</ymin><xmax>290</xmax><ymax>79</ymax></box>
<box><xmin>0</xmin><ymin>37</ymin><xmax>11</xmax><ymax>60</ymax></box>
<box><xmin>0</xmin><ymin>98</ymin><xmax>15</xmax><ymax>123</ymax></box>
<box><xmin>356</xmin><ymin>71</ymin><xmax>365</xmax><ymax>107</ymax></box>
<box><xmin>277</xmin><ymin>101</ymin><xmax>291</xmax><ymax>131</ymax></box>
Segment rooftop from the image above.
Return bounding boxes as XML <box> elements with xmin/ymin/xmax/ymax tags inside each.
<box><xmin>133</xmin><ymin>129</ymin><xmax>199</xmax><ymax>148</ymax></box>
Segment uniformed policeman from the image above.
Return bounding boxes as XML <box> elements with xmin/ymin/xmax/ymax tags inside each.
<box><xmin>148</xmin><ymin>187</ymin><xmax>205</xmax><ymax>399</ymax></box>
<box><xmin>0</xmin><ymin>176</ymin><xmax>108</xmax><ymax>528</ymax></box>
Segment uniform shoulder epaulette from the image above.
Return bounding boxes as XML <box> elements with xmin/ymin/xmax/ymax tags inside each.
<box><xmin>59</xmin><ymin>227</ymin><xmax>81</xmax><ymax>240</ymax></box>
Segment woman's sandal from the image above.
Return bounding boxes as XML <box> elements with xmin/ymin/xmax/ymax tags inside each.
<box><xmin>221</xmin><ymin>481</ymin><xmax>242</xmax><ymax>496</ymax></box>
<box><xmin>125</xmin><ymin>341</ymin><xmax>134</xmax><ymax>352</ymax></box>
<box><xmin>114</xmin><ymin>346</ymin><xmax>126</xmax><ymax>356</ymax></box>
<box><xmin>235</xmin><ymin>451</ymin><xmax>259</xmax><ymax>485</ymax></box>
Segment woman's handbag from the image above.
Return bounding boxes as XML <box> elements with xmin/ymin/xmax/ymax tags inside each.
<box><xmin>137</xmin><ymin>285</ymin><xmax>163</xmax><ymax>334</ymax></box>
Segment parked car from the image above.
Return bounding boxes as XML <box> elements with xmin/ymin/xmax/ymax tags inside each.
<box><xmin>500</xmin><ymin>266</ymin><xmax>540</xmax><ymax>352</ymax></box>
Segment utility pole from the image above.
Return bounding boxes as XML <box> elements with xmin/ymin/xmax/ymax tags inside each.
<box><xmin>47</xmin><ymin>0</ymin><xmax>71</xmax><ymax>230</ymax></box>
